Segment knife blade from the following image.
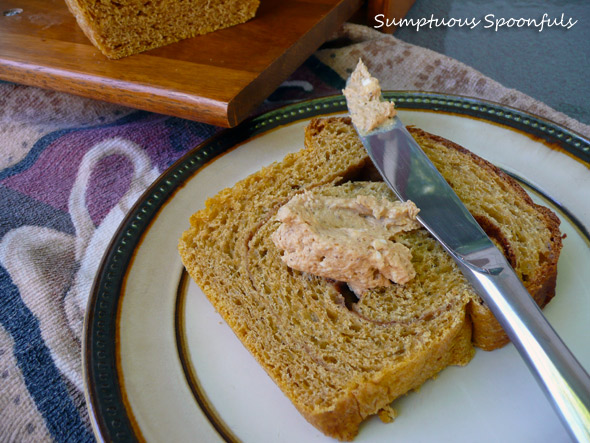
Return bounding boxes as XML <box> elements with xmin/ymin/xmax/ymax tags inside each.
<box><xmin>358</xmin><ymin>116</ymin><xmax>590</xmax><ymax>442</ymax></box>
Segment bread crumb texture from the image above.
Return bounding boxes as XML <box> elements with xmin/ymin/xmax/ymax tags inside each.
<box><xmin>378</xmin><ymin>405</ymin><xmax>398</xmax><ymax>424</ymax></box>
<box><xmin>178</xmin><ymin>117</ymin><xmax>562</xmax><ymax>440</ymax></box>
<box><xmin>64</xmin><ymin>0</ymin><xmax>260</xmax><ymax>58</ymax></box>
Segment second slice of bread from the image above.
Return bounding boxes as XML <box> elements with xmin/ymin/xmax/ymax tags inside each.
<box><xmin>179</xmin><ymin>117</ymin><xmax>562</xmax><ymax>440</ymax></box>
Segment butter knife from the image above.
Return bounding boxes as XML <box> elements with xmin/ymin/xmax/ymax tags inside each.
<box><xmin>357</xmin><ymin>116</ymin><xmax>590</xmax><ymax>442</ymax></box>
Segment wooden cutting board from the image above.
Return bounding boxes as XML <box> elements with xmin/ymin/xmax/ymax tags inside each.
<box><xmin>0</xmin><ymin>0</ymin><xmax>361</xmax><ymax>127</ymax></box>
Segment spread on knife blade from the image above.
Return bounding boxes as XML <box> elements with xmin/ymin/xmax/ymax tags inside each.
<box><xmin>342</xmin><ymin>59</ymin><xmax>397</xmax><ymax>134</ymax></box>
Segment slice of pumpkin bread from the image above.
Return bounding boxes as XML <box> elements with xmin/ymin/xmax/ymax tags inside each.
<box><xmin>179</xmin><ymin>117</ymin><xmax>562</xmax><ymax>440</ymax></box>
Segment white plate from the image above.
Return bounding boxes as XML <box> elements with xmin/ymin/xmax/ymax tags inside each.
<box><xmin>84</xmin><ymin>94</ymin><xmax>590</xmax><ymax>443</ymax></box>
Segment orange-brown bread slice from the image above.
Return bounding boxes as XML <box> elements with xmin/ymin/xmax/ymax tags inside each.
<box><xmin>178</xmin><ymin>117</ymin><xmax>562</xmax><ymax>440</ymax></box>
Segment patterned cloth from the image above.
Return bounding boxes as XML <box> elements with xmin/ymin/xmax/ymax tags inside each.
<box><xmin>0</xmin><ymin>23</ymin><xmax>588</xmax><ymax>442</ymax></box>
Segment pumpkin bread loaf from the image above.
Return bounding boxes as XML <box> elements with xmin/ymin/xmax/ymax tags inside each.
<box><xmin>65</xmin><ymin>0</ymin><xmax>260</xmax><ymax>59</ymax></box>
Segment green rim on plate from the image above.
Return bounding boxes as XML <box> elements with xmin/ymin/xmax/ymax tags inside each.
<box><xmin>83</xmin><ymin>92</ymin><xmax>590</xmax><ymax>442</ymax></box>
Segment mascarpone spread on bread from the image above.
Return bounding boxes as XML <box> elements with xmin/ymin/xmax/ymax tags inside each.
<box><xmin>271</xmin><ymin>191</ymin><xmax>420</xmax><ymax>294</ymax></box>
<box><xmin>342</xmin><ymin>59</ymin><xmax>396</xmax><ymax>134</ymax></box>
